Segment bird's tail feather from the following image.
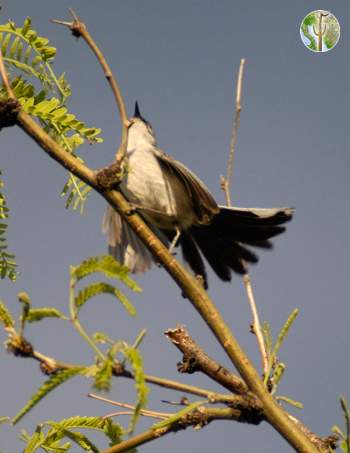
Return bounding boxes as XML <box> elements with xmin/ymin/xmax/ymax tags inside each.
<box><xmin>102</xmin><ymin>205</ymin><xmax>154</xmax><ymax>273</ymax></box>
<box><xmin>186</xmin><ymin>206</ymin><xmax>294</xmax><ymax>283</ymax></box>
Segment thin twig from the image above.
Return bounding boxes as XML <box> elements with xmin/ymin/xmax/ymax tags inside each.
<box><xmin>88</xmin><ymin>393</ymin><xmax>172</xmax><ymax>419</ymax></box>
<box><xmin>6</xmin><ymin>330</ymin><xmax>234</xmax><ymax>402</ymax></box>
<box><xmin>220</xmin><ymin>58</ymin><xmax>269</xmax><ymax>376</ymax></box>
<box><xmin>221</xmin><ymin>58</ymin><xmax>245</xmax><ymax>206</ymax></box>
<box><xmin>0</xmin><ymin>49</ymin><xmax>14</xmax><ymax>98</ymax></box>
<box><xmin>243</xmin><ymin>274</ymin><xmax>269</xmax><ymax>375</ymax></box>
<box><xmin>51</xmin><ymin>10</ymin><xmax>129</xmax><ymax>163</ymax></box>
<box><xmin>0</xmin><ymin>43</ymin><xmax>319</xmax><ymax>453</ymax></box>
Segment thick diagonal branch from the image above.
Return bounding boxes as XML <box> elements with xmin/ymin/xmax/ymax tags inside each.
<box><xmin>0</xmin><ymin>49</ymin><xmax>319</xmax><ymax>452</ymax></box>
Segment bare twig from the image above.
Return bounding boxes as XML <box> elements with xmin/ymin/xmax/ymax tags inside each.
<box><xmin>220</xmin><ymin>58</ymin><xmax>269</xmax><ymax>376</ymax></box>
<box><xmin>52</xmin><ymin>10</ymin><xmax>129</xmax><ymax>163</ymax></box>
<box><xmin>0</xmin><ymin>39</ymin><xmax>319</xmax><ymax>453</ymax></box>
<box><xmin>88</xmin><ymin>394</ymin><xmax>172</xmax><ymax>420</ymax></box>
<box><xmin>6</xmin><ymin>331</ymin><xmax>234</xmax><ymax>402</ymax></box>
<box><xmin>220</xmin><ymin>58</ymin><xmax>245</xmax><ymax>206</ymax></box>
<box><xmin>243</xmin><ymin>274</ymin><xmax>269</xmax><ymax>375</ymax></box>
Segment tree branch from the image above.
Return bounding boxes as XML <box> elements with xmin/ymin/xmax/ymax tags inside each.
<box><xmin>51</xmin><ymin>9</ymin><xmax>129</xmax><ymax>162</ymax></box>
<box><xmin>0</xmin><ymin>43</ymin><xmax>320</xmax><ymax>453</ymax></box>
<box><xmin>165</xmin><ymin>326</ymin><xmax>248</xmax><ymax>395</ymax></box>
<box><xmin>101</xmin><ymin>406</ymin><xmax>261</xmax><ymax>453</ymax></box>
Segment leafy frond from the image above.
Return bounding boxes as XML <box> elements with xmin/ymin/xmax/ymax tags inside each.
<box><xmin>26</xmin><ymin>307</ymin><xmax>68</xmax><ymax>323</ymax></box>
<box><xmin>0</xmin><ymin>18</ymin><xmax>64</xmax><ymax>98</ymax></box>
<box><xmin>103</xmin><ymin>419</ymin><xmax>124</xmax><ymax>447</ymax></box>
<box><xmin>61</xmin><ymin>175</ymin><xmax>92</xmax><ymax>214</ymax></box>
<box><xmin>71</xmin><ymin>255</ymin><xmax>142</xmax><ymax>293</ymax></box>
<box><xmin>93</xmin><ymin>358</ymin><xmax>113</xmax><ymax>392</ymax></box>
<box><xmin>0</xmin><ymin>300</ymin><xmax>15</xmax><ymax>328</ymax></box>
<box><xmin>12</xmin><ymin>368</ymin><xmax>84</xmax><ymax>425</ymax></box>
<box><xmin>46</xmin><ymin>426</ymin><xmax>99</xmax><ymax>453</ymax></box>
<box><xmin>263</xmin><ymin>308</ymin><xmax>299</xmax><ymax>387</ymax></box>
<box><xmin>123</xmin><ymin>346</ymin><xmax>148</xmax><ymax>432</ymax></box>
<box><xmin>75</xmin><ymin>282</ymin><xmax>136</xmax><ymax>316</ymax></box>
<box><xmin>0</xmin><ymin>170</ymin><xmax>17</xmax><ymax>280</ymax></box>
<box><xmin>0</xmin><ymin>18</ymin><xmax>104</xmax><ymax>215</ymax></box>
<box><xmin>46</xmin><ymin>416</ymin><xmax>106</xmax><ymax>432</ymax></box>
<box><xmin>21</xmin><ymin>417</ymin><xmax>125</xmax><ymax>453</ymax></box>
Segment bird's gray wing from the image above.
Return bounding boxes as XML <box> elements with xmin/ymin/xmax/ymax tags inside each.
<box><xmin>154</xmin><ymin>149</ymin><xmax>219</xmax><ymax>224</ymax></box>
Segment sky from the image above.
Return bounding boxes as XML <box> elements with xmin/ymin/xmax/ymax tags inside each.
<box><xmin>0</xmin><ymin>1</ymin><xmax>350</xmax><ymax>452</ymax></box>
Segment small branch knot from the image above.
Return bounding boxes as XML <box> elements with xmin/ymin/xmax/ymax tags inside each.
<box><xmin>0</xmin><ymin>98</ymin><xmax>20</xmax><ymax>130</ymax></box>
<box><xmin>7</xmin><ymin>336</ymin><xmax>33</xmax><ymax>357</ymax></box>
<box><xmin>95</xmin><ymin>161</ymin><xmax>124</xmax><ymax>189</ymax></box>
<box><xmin>177</xmin><ymin>356</ymin><xmax>200</xmax><ymax>374</ymax></box>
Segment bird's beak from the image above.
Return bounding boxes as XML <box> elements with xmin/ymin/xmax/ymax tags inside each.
<box><xmin>134</xmin><ymin>101</ymin><xmax>141</xmax><ymax>118</ymax></box>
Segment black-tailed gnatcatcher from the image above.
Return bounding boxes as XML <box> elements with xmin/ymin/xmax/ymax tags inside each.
<box><xmin>102</xmin><ymin>102</ymin><xmax>293</xmax><ymax>288</ymax></box>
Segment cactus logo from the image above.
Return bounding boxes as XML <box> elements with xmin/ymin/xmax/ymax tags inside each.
<box><xmin>300</xmin><ymin>10</ymin><xmax>340</xmax><ymax>52</ymax></box>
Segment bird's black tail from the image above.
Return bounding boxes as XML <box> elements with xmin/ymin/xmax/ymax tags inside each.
<box><xmin>181</xmin><ymin>206</ymin><xmax>294</xmax><ymax>288</ymax></box>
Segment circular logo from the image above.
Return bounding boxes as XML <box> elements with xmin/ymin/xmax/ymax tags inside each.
<box><xmin>300</xmin><ymin>10</ymin><xmax>340</xmax><ymax>52</ymax></box>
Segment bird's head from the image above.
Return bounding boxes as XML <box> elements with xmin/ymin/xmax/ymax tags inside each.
<box><xmin>128</xmin><ymin>101</ymin><xmax>156</xmax><ymax>147</ymax></box>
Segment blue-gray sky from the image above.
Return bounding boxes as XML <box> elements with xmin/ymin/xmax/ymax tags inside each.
<box><xmin>1</xmin><ymin>1</ymin><xmax>349</xmax><ymax>452</ymax></box>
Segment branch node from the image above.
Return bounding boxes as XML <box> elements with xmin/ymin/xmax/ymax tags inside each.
<box><xmin>0</xmin><ymin>98</ymin><xmax>20</xmax><ymax>130</ymax></box>
<box><xmin>95</xmin><ymin>162</ymin><xmax>124</xmax><ymax>190</ymax></box>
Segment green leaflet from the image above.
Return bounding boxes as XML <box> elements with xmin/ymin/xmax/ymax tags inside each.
<box><xmin>103</xmin><ymin>419</ymin><xmax>124</xmax><ymax>447</ymax></box>
<box><xmin>93</xmin><ymin>358</ymin><xmax>114</xmax><ymax>392</ymax></box>
<box><xmin>0</xmin><ymin>300</ymin><xmax>15</xmax><ymax>328</ymax></box>
<box><xmin>12</xmin><ymin>368</ymin><xmax>84</xmax><ymax>425</ymax></box>
<box><xmin>123</xmin><ymin>346</ymin><xmax>149</xmax><ymax>432</ymax></box>
<box><xmin>72</xmin><ymin>255</ymin><xmax>142</xmax><ymax>293</ymax></box>
<box><xmin>25</xmin><ymin>307</ymin><xmax>68</xmax><ymax>323</ymax></box>
<box><xmin>263</xmin><ymin>308</ymin><xmax>299</xmax><ymax>387</ymax></box>
<box><xmin>46</xmin><ymin>416</ymin><xmax>106</xmax><ymax>432</ymax></box>
<box><xmin>0</xmin><ymin>171</ymin><xmax>17</xmax><ymax>280</ymax></box>
<box><xmin>0</xmin><ymin>18</ymin><xmax>104</xmax><ymax>214</ymax></box>
<box><xmin>47</xmin><ymin>427</ymin><xmax>100</xmax><ymax>453</ymax></box>
<box><xmin>21</xmin><ymin>417</ymin><xmax>124</xmax><ymax>453</ymax></box>
<box><xmin>75</xmin><ymin>282</ymin><xmax>136</xmax><ymax>317</ymax></box>
<box><xmin>152</xmin><ymin>400</ymin><xmax>208</xmax><ymax>430</ymax></box>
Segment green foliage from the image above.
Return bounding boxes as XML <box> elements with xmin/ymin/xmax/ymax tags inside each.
<box><xmin>20</xmin><ymin>416</ymin><xmax>124</xmax><ymax>452</ymax></box>
<box><xmin>93</xmin><ymin>358</ymin><xmax>114</xmax><ymax>392</ymax></box>
<box><xmin>0</xmin><ymin>299</ymin><xmax>15</xmax><ymax>328</ymax></box>
<box><xmin>333</xmin><ymin>396</ymin><xmax>350</xmax><ymax>452</ymax></box>
<box><xmin>25</xmin><ymin>307</ymin><xmax>68</xmax><ymax>323</ymax></box>
<box><xmin>152</xmin><ymin>400</ymin><xmax>208</xmax><ymax>430</ymax></box>
<box><xmin>263</xmin><ymin>308</ymin><xmax>299</xmax><ymax>390</ymax></box>
<box><xmin>123</xmin><ymin>346</ymin><xmax>148</xmax><ymax>432</ymax></box>
<box><xmin>12</xmin><ymin>368</ymin><xmax>84</xmax><ymax>425</ymax></box>
<box><xmin>0</xmin><ymin>171</ymin><xmax>17</xmax><ymax>280</ymax></box>
<box><xmin>103</xmin><ymin>419</ymin><xmax>124</xmax><ymax>447</ymax></box>
<box><xmin>75</xmin><ymin>282</ymin><xmax>136</xmax><ymax>316</ymax></box>
<box><xmin>0</xmin><ymin>18</ymin><xmax>104</xmax><ymax>214</ymax></box>
<box><xmin>71</xmin><ymin>255</ymin><xmax>141</xmax><ymax>293</ymax></box>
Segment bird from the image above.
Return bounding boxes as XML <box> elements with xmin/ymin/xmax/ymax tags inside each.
<box><xmin>102</xmin><ymin>102</ymin><xmax>294</xmax><ymax>288</ymax></box>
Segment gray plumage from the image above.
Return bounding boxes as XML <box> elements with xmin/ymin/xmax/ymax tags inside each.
<box><xmin>102</xmin><ymin>102</ymin><xmax>294</xmax><ymax>288</ymax></box>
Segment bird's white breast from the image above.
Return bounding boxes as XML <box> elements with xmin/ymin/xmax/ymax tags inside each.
<box><xmin>120</xmin><ymin>144</ymin><xmax>195</xmax><ymax>229</ymax></box>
